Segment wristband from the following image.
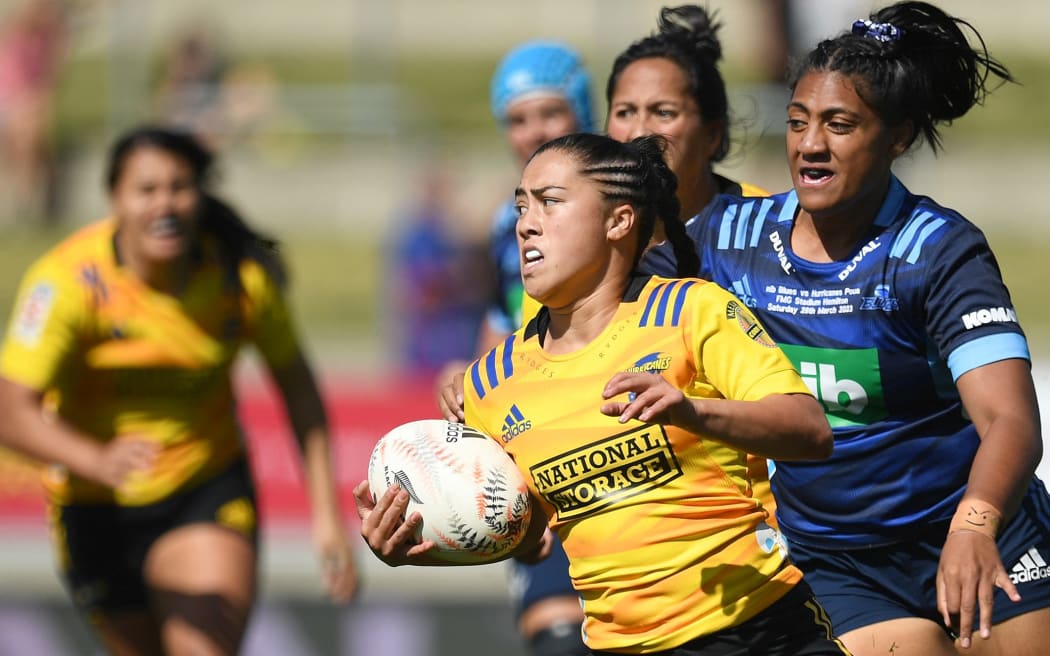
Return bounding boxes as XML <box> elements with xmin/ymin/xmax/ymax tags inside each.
<box><xmin>948</xmin><ymin>499</ymin><xmax>1002</xmax><ymax>540</ymax></box>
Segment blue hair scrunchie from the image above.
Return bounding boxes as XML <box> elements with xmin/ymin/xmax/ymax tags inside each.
<box><xmin>489</xmin><ymin>40</ymin><xmax>595</xmax><ymax>133</ymax></box>
<box><xmin>852</xmin><ymin>19</ymin><xmax>904</xmax><ymax>43</ymax></box>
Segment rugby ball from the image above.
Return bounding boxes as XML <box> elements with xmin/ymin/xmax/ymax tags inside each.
<box><xmin>367</xmin><ymin>419</ymin><xmax>533</xmax><ymax>564</ymax></box>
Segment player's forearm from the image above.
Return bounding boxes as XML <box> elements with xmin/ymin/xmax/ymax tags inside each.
<box><xmin>300</xmin><ymin>425</ymin><xmax>347</xmax><ymax>527</ymax></box>
<box><xmin>956</xmin><ymin>358</ymin><xmax>1042</xmax><ymax>522</ymax></box>
<box><xmin>964</xmin><ymin>417</ymin><xmax>1041</xmax><ymax>523</ymax></box>
<box><xmin>0</xmin><ymin>378</ymin><xmax>104</xmax><ymax>478</ymax></box>
<box><xmin>683</xmin><ymin>393</ymin><xmax>832</xmax><ymax>461</ymax></box>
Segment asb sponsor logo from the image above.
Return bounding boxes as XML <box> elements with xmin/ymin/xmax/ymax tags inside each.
<box><xmin>726</xmin><ymin>300</ymin><xmax>777</xmax><ymax>348</ymax></box>
<box><xmin>501</xmin><ymin>404</ymin><xmax>532</xmax><ymax>443</ymax></box>
<box><xmin>769</xmin><ymin>230</ymin><xmax>793</xmax><ymax>275</ymax></box>
<box><xmin>961</xmin><ymin>306</ymin><xmax>1017</xmax><ymax>331</ymax></box>
<box><xmin>1010</xmin><ymin>547</ymin><xmax>1050</xmax><ymax>584</ymax></box>
<box><xmin>530</xmin><ymin>425</ymin><xmax>682</xmax><ymax>520</ymax></box>
<box><xmin>627</xmin><ymin>352</ymin><xmax>671</xmax><ymax>375</ymax></box>
<box><xmin>837</xmin><ymin>237</ymin><xmax>881</xmax><ymax>281</ymax></box>
<box><xmin>779</xmin><ymin>344</ymin><xmax>886</xmax><ymax>428</ymax></box>
<box><xmin>12</xmin><ymin>282</ymin><xmax>55</xmax><ymax>346</ymax></box>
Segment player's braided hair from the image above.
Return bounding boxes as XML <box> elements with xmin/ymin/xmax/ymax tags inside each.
<box><xmin>105</xmin><ymin>126</ymin><xmax>287</xmax><ymax>289</ymax></box>
<box><xmin>531</xmin><ymin>132</ymin><xmax>699</xmax><ymax>277</ymax></box>
<box><xmin>788</xmin><ymin>0</ymin><xmax>1015</xmax><ymax>153</ymax></box>
<box><xmin>606</xmin><ymin>4</ymin><xmax>729</xmax><ymax>162</ymax></box>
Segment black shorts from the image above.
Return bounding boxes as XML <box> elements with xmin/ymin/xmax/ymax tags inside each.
<box><xmin>50</xmin><ymin>460</ymin><xmax>258</xmax><ymax>615</ymax></box>
<box><xmin>787</xmin><ymin>478</ymin><xmax>1050</xmax><ymax>637</ymax></box>
<box><xmin>589</xmin><ymin>582</ymin><xmax>850</xmax><ymax>656</ymax></box>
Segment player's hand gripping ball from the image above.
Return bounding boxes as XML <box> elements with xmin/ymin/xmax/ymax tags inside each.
<box><xmin>367</xmin><ymin>419</ymin><xmax>533</xmax><ymax>564</ymax></box>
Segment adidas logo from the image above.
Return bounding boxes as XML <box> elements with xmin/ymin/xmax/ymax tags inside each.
<box><xmin>500</xmin><ymin>404</ymin><xmax>532</xmax><ymax>443</ymax></box>
<box><xmin>1009</xmin><ymin>547</ymin><xmax>1050</xmax><ymax>584</ymax></box>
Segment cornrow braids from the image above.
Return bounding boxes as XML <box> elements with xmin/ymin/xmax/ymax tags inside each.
<box><xmin>531</xmin><ymin>132</ymin><xmax>698</xmax><ymax>274</ymax></box>
<box><xmin>789</xmin><ymin>1</ymin><xmax>1015</xmax><ymax>153</ymax></box>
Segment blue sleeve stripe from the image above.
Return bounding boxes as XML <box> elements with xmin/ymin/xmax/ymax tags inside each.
<box><xmin>639</xmin><ymin>283</ymin><xmax>665</xmax><ymax>326</ymax></box>
<box><xmin>501</xmin><ymin>334</ymin><xmax>515</xmax><ymax>378</ymax></box>
<box><xmin>749</xmin><ymin>199</ymin><xmax>774</xmax><ymax>247</ymax></box>
<box><xmin>734</xmin><ymin>201</ymin><xmax>754</xmax><ymax>249</ymax></box>
<box><xmin>717</xmin><ymin>205</ymin><xmax>738</xmax><ymax>250</ymax></box>
<box><xmin>891</xmin><ymin>210</ymin><xmax>932</xmax><ymax>259</ymax></box>
<box><xmin>906</xmin><ymin>218</ymin><xmax>947</xmax><ymax>264</ymax></box>
<box><xmin>485</xmin><ymin>348</ymin><xmax>499</xmax><ymax>389</ymax></box>
<box><xmin>777</xmin><ymin>192</ymin><xmax>798</xmax><ymax>223</ymax></box>
<box><xmin>670</xmin><ymin>280</ymin><xmax>696</xmax><ymax>326</ymax></box>
<box><xmin>469</xmin><ymin>360</ymin><xmax>487</xmax><ymax>399</ymax></box>
<box><xmin>948</xmin><ymin>332</ymin><xmax>1030</xmax><ymax>381</ymax></box>
<box><xmin>652</xmin><ymin>280</ymin><xmax>679</xmax><ymax>327</ymax></box>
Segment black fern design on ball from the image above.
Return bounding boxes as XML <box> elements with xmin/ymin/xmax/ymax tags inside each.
<box><xmin>446</xmin><ymin>511</ymin><xmax>501</xmax><ymax>553</ymax></box>
<box><xmin>393</xmin><ymin>470</ymin><xmax>422</xmax><ymax>504</ymax></box>
<box><xmin>481</xmin><ymin>468</ymin><xmax>525</xmax><ymax>540</ymax></box>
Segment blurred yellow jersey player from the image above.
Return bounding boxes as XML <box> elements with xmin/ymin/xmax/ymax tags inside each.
<box><xmin>0</xmin><ymin>217</ymin><xmax>297</xmax><ymax>506</ymax></box>
<box><xmin>465</xmin><ymin>275</ymin><xmax>808</xmax><ymax>652</ymax></box>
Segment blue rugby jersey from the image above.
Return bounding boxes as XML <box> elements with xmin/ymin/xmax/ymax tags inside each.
<box><xmin>643</xmin><ymin>175</ymin><xmax>1032</xmax><ymax>547</ymax></box>
<box><xmin>484</xmin><ymin>199</ymin><xmax>524</xmax><ymax>335</ymax></box>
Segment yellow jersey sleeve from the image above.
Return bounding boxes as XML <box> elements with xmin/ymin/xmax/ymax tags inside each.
<box><xmin>240</xmin><ymin>260</ymin><xmax>300</xmax><ymax>370</ymax></box>
<box><xmin>685</xmin><ymin>282</ymin><xmax>813</xmax><ymax>402</ymax></box>
<box><xmin>739</xmin><ymin>181</ymin><xmax>770</xmax><ymax>197</ymax></box>
<box><xmin>0</xmin><ymin>254</ymin><xmax>87</xmax><ymax>392</ymax></box>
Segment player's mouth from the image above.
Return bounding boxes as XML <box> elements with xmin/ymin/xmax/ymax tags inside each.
<box><xmin>798</xmin><ymin>167</ymin><xmax>834</xmax><ymax>187</ymax></box>
<box><xmin>521</xmin><ymin>246</ymin><xmax>544</xmax><ymax>274</ymax></box>
<box><xmin>150</xmin><ymin>215</ymin><xmax>186</xmax><ymax>239</ymax></box>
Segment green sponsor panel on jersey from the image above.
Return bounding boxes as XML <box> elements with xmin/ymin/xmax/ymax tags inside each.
<box><xmin>779</xmin><ymin>343</ymin><xmax>886</xmax><ymax>428</ymax></box>
<box><xmin>508</xmin><ymin>282</ymin><xmax>524</xmax><ymax>327</ymax></box>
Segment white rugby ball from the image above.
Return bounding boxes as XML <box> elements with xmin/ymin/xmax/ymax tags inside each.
<box><xmin>367</xmin><ymin>419</ymin><xmax>533</xmax><ymax>564</ymax></box>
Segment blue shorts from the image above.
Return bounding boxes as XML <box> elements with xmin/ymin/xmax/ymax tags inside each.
<box><xmin>787</xmin><ymin>479</ymin><xmax>1050</xmax><ymax>636</ymax></box>
<box><xmin>508</xmin><ymin>531</ymin><xmax>578</xmax><ymax>618</ymax></box>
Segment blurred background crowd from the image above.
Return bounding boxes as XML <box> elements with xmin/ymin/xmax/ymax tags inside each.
<box><xmin>0</xmin><ymin>1</ymin><xmax>1046</xmax><ymax>654</ymax></box>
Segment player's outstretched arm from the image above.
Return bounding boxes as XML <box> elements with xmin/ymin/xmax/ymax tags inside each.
<box><xmin>600</xmin><ymin>371</ymin><xmax>832</xmax><ymax>460</ymax></box>
<box><xmin>937</xmin><ymin>358</ymin><xmax>1039</xmax><ymax>648</ymax></box>
<box><xmin>269</xmin><ymin>352</ymin><xmax>359</xmax><ymax>603</ymax></box>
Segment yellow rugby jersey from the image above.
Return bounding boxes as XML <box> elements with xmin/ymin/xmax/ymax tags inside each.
<box><xmin>0</xmin><ymin>218</ymin><xmax>300</xmax><ymax>506</ymax></box>
<box><xmin>464</xmin><ymin>275</ymin><xmax>811</xmax><ymax>653</ymax></box>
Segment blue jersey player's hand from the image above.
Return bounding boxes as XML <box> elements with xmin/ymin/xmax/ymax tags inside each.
<box><xmin>937</xmin><ymin>529</ymin><xmax>1020</xmax><ymax>648</ymax></box>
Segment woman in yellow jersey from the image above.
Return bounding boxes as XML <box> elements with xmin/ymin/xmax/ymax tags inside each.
<box><xmin>438</xmin><ymin>14</ymin><xmax>782</xmax><ymax>645</ymax></box>
<box><xmin>441</xmin><ymin>5</ymin><xmax>777</xmax><ymax>515</ymax></box>
<box><xmin>358</xmin><ymin>133</ymin><xmax>849</xmax><ymax>656</ymax></box>
<box><xmin>602</xmin><ymin>2</ymin><xmax>778</xmax><ymax>537</ymax></box>
<box><xmin>0</xmin><ymin>126</ymin><xmax>357</xmax><ymax>655</ymax></box>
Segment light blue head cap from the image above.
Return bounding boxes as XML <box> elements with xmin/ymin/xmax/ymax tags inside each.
<box><xmin>489</xmin><ymin>40</ymin><xmax>595</xmax><ymax>133</ymax></box>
